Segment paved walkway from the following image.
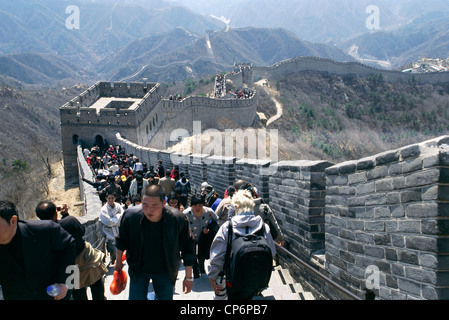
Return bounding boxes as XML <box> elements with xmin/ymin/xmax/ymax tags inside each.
<box><xmin>101</xmin><ymin>258</ymin><xmax>314</xmax><ymax>301</ymax></box>
<box><xmin>0</xmin><ymin>257</ymin><xmax>313</xmax><ymax>301</ymax></box>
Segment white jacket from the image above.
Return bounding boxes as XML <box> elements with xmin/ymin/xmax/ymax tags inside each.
<box><xmin>99</xmin><ymin>202</ymin><xmax>123</xmax><ymax>240</ymax></box>
<box><xmin>207</xmin><ymin>214</ymin><xmax>276</xmax><ymax>280</ymax></box>
<box><xmin>129</xmin><ymin>178</ymin><xmax>149</xmax><ymax>197</ymax></box>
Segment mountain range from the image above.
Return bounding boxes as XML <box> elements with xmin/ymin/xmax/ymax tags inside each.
<box><xmin>99</xmin><ymin>27</ymin><xmax>355</xmax><ymax>83</ymax></box>
<box><xmin>172</xmin><ymin>0</ymin><xmax>449</xmax><ymax>43</ymax></box>
<box><xmin>0</xmin><ymin>0</ymin><xmax>448</xmax><ymax>85</ymax></box>
<box><xmin>341</xmin><ymin>11</ymin><xmax>449</xmax><ymax>67</ymax></box>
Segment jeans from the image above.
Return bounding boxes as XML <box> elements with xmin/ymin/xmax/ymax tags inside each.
<box><xmin>128</xmin><ymin>271</ymin><xmax>174</xmax><ymax>300</ymax></box>
<box><xmin>71</xmin><ymin>278</ymin><xmax>105</xmax><ymax>300</ymax></box>
<box><xmin>227</xmin><ymin>288</ymin><xmax>257</xmax><ymax>300</ymax></box>
<box><xmin>106</xmin><ymin>239</ymin><xmax>117</xmax><ymax>263</ymax></box>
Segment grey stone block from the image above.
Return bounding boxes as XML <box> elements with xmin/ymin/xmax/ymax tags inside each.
<box><xmin>400</xmin><ymin>144</ymin><xmax>421</xmax><ymax>160</ymax></box>
<box><xmin>356</xmin><ymin>182</ymin><xmax>375</xmax><ymax>195</ymax></box>
<box><xmin>406</xmin><ymin>169</ymin><xmax>440</xmax><ymax>187</ymax></box>
<box><xmin>400</xmin><ymin>189</ymin><xmax>422</xmax><ymax>203</ymax></box>
<box><xmin>364</xmin><ymin>246</ymin><xmax>385</xmax><ymax>258</ymax></box>
<box><xmin>405</xmin><ymin>236</ymin><xmax>438</xmax><ymax>252</ymax></box>
<box><xmin>397</xmin><ymin>278</ymin><xmax>421</xmax><ymax>296</ymax></box>
<box><xmin>405</xmin><ymin>267</ymin><xmax>437</xmax><ymax>285</ymax></box>
<box><xmin>348</xmin><ymin>172</ymin><xmax>366</xmax><ymax>185</ymax></box>
<box><xmin>375</xmin><ymin>178</ymin><xmax>394</xmax><ymax>192</ymax></box>
<box><xmin>376</xmin><ymin>150</ymin><xmax>400</xmax><ymax>166</ymax></box>
<box><xmin>367</xmin><ymin>166</ymin><xmax>389</xmax><ymax>180</ymax></box>
<box><xmin>402</xmin><ymin>158</ymin><xmax>423</xmax><ymax>173</ymax></box>
<box><xmin>405</xmin><ymin>203</ymin><xmax>438</xmax><ymax>218</ymax></box>
<box><xmin>356</xmin><ymin>157</ymin><xmax>375</xmax><ymax>170</ymax></box>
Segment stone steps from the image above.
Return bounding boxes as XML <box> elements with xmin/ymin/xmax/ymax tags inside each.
<box><xmin>255</xmin><ymin>266</ymin><xmax>315</xmax><ymax>300</ymax></box>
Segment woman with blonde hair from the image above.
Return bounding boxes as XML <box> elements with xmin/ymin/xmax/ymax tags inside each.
<box><xmin>231</xmin><ymin>189</ymin><xmax>254</xmax><ymax>214</ymax></box>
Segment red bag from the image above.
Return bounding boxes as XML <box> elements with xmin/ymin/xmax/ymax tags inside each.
<box><xmin>110</xmin><ymin>270</ymin><xmax>128</xmax><ymax>295</ymax></box>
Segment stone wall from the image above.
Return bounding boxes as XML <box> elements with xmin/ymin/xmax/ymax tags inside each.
<box><xmin>76</xmin><ymin>145</ymin><xmax>105</xmax><ymax>251</ymax></box>
<box><xmin>253</xmin><ymin>56</ymin><xmax>449</xmax><ymax>84</ymax></box>
<box><xmin>269</xmin><ymin>160</ymin><xmax>333</xmax><ymax>260</ymax></box>
<box><xmin>161</xmin><ymin>94</ymin><xmax>258</xmax><ymax>143</ymax></box>
<box><xmin>325</xmin><ymin>136</ymin><xmax>449</xmax><ymax>300</ymax></box>
<box><xmin>111</xmin><ymin>133</ymin><xmax>449</xmax><ymax>300</ymax></box>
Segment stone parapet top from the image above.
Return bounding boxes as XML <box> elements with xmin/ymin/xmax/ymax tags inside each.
<box><xmin>326</xmin><ymin>135</ymin><xmax>449</xmax><ymax>175</ymax></box>
<box><xmin>272</xmin><ymin>160</ymin><xmax>334</xmax><ymax>172</ymax></box>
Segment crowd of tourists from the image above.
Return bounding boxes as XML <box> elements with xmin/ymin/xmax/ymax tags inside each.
<box><xmin>215</xmin><ymin>73</ymin><xmax>225</xmax><ymax>98</ymax></box>
<box><xmin>0</xmin><ymin>142</ymin><xmax>284</xmax><ymax>301</ymax></box>
<box><xmin>168</xmin><ymin>94</ymin><xmax>184</xmax><ymax>101</ymax></box>
<box><xmin>234</xmin><ymin>87</ymin><xmax>254</xmax><ymax>99</ymax></box>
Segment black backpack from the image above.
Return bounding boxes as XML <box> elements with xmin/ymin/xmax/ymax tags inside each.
<box><xmin>224</xmin><ymin>220</ymin><xmax>273</xmax><ymax>292</ymax></box>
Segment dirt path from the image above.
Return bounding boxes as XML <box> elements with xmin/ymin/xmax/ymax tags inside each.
<box><xmin>255</xmin><ymin>79</ymin><xmax>283</xmax><ymax>125</ymax></box>
<box><xmin>47</xmin><ymin>160</ymin><xmax>84</xmax><ymax>217</ymax></box>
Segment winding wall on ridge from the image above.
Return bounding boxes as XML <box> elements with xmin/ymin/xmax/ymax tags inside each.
<box><xmin>253</xmin><ymin>56</ymin><xmax>449</xmax><ymax>84</ymax></box>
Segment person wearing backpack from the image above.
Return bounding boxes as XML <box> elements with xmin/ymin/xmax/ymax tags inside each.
<box><xmin>207</xmin><ymin>189</ymin><xmax>276</xmax><ymax>300</ymax></box>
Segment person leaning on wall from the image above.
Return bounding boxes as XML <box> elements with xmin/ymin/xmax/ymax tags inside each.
<box><xmin>35</xmin><ymin>201</ymin><xmax>108</xmax><ymax>300</ymax></box>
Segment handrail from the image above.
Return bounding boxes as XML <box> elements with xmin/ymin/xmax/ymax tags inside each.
<box><xmin>275</xmin><ymin>244</ymin><xmax>363</xmax><ymax>300</ymax></box>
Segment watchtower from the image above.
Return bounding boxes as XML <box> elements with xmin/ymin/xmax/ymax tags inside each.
<box><xmin>60</xmin><ymin>81</ymin><xmax>164</xmax><ymax>180</ymax></box>
<box><xmin>234</xmin><ymin>63</ymin><xmax>254</xmax><ymax>86</ymax></box>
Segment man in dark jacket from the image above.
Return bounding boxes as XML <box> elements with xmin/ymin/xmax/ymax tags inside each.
<box><xmin>0</xmin><ymin>200</ymin><xmax>76</xmax><ymax>300</ymax></box>
<box><xmin>114</xmin><ymin>185</ymin><xmax>195</xmax><ymax>300</ymax></box>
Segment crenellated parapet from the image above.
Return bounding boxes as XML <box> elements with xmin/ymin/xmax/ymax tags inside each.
<box><xmin>161</xmin><ymin>93</ymin><xmax>258</xmax><ymax>137</ymax></box>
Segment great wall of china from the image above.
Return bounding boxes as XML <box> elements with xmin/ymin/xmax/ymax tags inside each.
<box><xmin>63</xmin><ymin>56</ymin><xmax>449</xmax><ymax>300</ymax></box>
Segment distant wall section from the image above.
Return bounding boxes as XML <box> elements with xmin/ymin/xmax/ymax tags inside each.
<box><xmin>253</xmin><ymin>56</ymin><xmax>449</xmax><ymax>84</ymax></box>
<box><xmin>159</xmin><ymin>94</ymin><xmax>258</xmax><ymax>148</ymax></box>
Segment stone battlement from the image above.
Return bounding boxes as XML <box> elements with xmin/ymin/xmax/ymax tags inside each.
<box><xmin>61</xmin><ymin>81</ymin><xmax>157</xmax><ymax>109</ymax></box>
<box><xmin>61</xmin><ymin>81</ymin><xmax>161</xmax><ymax>120</ymax></box>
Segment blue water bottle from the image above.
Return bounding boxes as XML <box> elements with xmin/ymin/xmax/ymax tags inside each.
<box><xmin>147</xmin><ymin>291</ymin><xmax>156</xmax><ymax>300</ymax></box>
<box><xmin>46</xmin><ymin>284</ymin><xmax>60</xmax><ymax>297</ymax></box>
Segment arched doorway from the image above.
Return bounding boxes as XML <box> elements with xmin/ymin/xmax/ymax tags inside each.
<box><xmin>72</xmin><ymin>134</ymin><xmax>79</xmax><ymax>145</ymax></box>
<box><xmin>95</xmin><ymin>135</ymin><xmax>104</xmax><ymax>150</ymax></box>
